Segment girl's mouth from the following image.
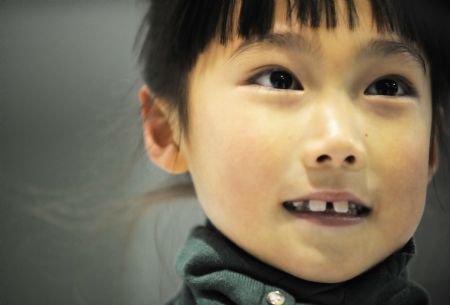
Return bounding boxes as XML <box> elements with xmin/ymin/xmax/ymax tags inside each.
<box><xmin>282</xmin><ymin>200</ymin><xmax>371</xmax><ymax>226</ymax></box>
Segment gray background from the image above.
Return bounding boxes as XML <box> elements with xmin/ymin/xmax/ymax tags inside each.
<box><xmin>1</xmin><ymin>1</ymin><xmax>449</xmax><ymax>304</ymax></box>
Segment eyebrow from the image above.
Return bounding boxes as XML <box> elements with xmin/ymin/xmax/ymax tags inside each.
<box><xmin>230</xmin><ymin>32</ymin><xmax>317</xmax><ymax>60</ymax></box>
<box><xmin>230</xmin><ymin>32</ymin><xmax>427</xmax><ymax>74</ymax></box>
<box><xmin>362</xmin><ymin>39</ymin><xmax>427</xmax><ymax>73</ymax></box>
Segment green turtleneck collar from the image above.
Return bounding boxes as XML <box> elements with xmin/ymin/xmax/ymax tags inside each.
<box><xmin>167</xmin><ymin>220</ymin><xmax>429</xmax><ymax>305</ymax></box>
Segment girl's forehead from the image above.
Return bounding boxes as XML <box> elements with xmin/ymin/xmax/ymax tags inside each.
<box><xmin>226</xmin><ymin>4</ymin><xmax>390</xmax><ymax>54</ymax></box>
<box><xmin>220</xmin><ymin>0</ymin><xmax>425</xmax><ymax>66</ymax></box>
<box><xmin>223</xmin><ymin>0</ymin><xmax>416</xmax><ymax>48</ymax></box>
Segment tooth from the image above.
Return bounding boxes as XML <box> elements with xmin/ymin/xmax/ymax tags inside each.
<box><xmin>292</xmin><ymin>201</ymin><xmax>307</xmax><ymax>211</ymax></box>
<box><xmin>309</xmin><ymin>200</ymin><xmax>327</xmax><ymax>212</ymax></box>
<box><xmin>334</xmin><ymin>201</ymin><xmax>349</xmax><ymax>213</ymax></box>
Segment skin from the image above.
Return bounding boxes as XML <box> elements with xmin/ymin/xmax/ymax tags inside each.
<box><xmin>140</xmin><ymin>0</ymin><xmax>438</xmax><ymax>283</ymax></box>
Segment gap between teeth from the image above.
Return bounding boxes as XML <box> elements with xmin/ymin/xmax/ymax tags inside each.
<box><xmin>291</xmin><ymin>200</ymin><xmax>356</xmax><ymax>214</ymax></box>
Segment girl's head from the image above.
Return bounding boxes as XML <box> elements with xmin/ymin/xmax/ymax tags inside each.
<box><xmin>138</xmin><ymin>0</ymin><xmax>448</xmax><ymax>283</ymax></box>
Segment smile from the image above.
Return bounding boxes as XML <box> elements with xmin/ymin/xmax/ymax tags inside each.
<box><xmin>282</xmin><ymin>200</ymin><xmax>371</xmax><ymax>217</ymax></box>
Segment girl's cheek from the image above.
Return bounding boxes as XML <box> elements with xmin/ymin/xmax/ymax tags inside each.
<box><xmin>187</xmin><ymin>94</ymin><xmax>284</xmax><ymax>202</ymax></box>
<box><xmin>370</xmin><ymin>127</ymin><xmax>429</xmax><ymax>219</ymax></box>
<box><xmin>217</xmin><ymin>126</ymin><xmax>285</xmax><ymax>193</ymax></box>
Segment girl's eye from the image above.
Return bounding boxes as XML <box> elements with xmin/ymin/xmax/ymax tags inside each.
<box><xmin>364</xmin><ymin>76</ymin><xmax>416</xmax><ymax>97</ymax></box>
<box><xmin>250</xmin><ymin>69</ymin><xmax>303</xmax><ymax>90</ymax></box>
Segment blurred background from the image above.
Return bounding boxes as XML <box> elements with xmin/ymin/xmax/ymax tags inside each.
<box><xmin>1</xmin><ymin>1</ymin><xmax>449</xmax><ymax>304</ymax></box>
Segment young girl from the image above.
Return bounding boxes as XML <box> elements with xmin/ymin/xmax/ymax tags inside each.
<box><xmin>137</xmin><ymin>0</ymin><xmax>449</xmax><ymax>304</ymax></box>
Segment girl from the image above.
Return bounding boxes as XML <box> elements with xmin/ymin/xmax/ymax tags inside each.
<box><xmin>137</xmin><ymin>0</ymin><xmax>449</xmax><ymax>304</ymax></box>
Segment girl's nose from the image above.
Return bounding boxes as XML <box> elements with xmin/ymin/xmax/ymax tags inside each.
<box><xmin>301</xmin><ymin>104</ymin><xmax>366</xmax><ymax>171</ymax></box>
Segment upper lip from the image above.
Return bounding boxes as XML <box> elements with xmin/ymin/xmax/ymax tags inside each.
<box><xmin>285</xmin><ymin>191</ymin><xmax>370</xmax><ymax>208</ymax></box>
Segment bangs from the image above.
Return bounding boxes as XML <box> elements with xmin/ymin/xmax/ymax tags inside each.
<box><xmin>225</xmin><ymin>0</ymin><xmax>423</xmax><ymax>43</ymax></box>
<box><xmin>165</xmin><ymin>0</ymin><xmax>426</xmax><ymax>53</ymax></box>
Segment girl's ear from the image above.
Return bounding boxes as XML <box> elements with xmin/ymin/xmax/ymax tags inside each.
<box><xmin>428</xmin><ymin>135</ymin><xmax>440</xmax><ymax>182</ymax></box>
<box><xmin>139</xmin><ymin>85</ymin><xmax>188</xmax><ymax>174</ymax></box>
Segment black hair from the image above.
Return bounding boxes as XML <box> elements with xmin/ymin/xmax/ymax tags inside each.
<box><xmin>137</xmin><ymin>0</ymin><xmax>450</xmax><ymax>164</ymax></box>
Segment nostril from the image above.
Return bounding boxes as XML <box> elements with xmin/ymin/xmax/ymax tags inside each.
<box><xmin>345</xmin><ymin>155</ymin><xmax>356</xmax><ymax>164</ymax></box>
<box><xmin>316</xmin><ymin>154</ymin><xmax>356</xmax><ymax>165</ymax></box>
<box><xmin>317</xmin><ymin>155</ymin><xmax>331</xmax><ymax>163</ymax></box>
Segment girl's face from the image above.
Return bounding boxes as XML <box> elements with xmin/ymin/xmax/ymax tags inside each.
<box><xmin>176</xmin><ymin>0</ymin><xmax>434</xmax><ymax>282</ymax></box>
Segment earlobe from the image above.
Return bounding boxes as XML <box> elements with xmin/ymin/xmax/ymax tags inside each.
<box><xmin>139</xmin><ymin>85</ymin><xmax>188</xmax><ymax>174</ymax></box>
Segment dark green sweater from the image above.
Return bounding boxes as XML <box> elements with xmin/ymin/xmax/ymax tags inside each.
<box><xmin>166</xmin><ymin>221</ymin><xmax>429</xmax><ymax>305</ymax></box>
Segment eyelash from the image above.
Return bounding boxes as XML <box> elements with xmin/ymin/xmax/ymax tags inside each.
<box><xmin>248</xmin><ymin>68</ymin><xmax>303</xmax><ymax>91</ymax></box>
<box><xmin>247</xmin><ymin>68</ymin><xmax>417</xmax><ymax>97</ymax></box>
<box><xmin>364</xmin><ymin>75</ymin><xmax>417</xmax><ymax>97</ymax></box>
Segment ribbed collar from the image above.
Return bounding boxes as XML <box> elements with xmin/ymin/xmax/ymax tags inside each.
<box><xmin>174</xmin><ymin>220</ymin><xmax>429</xmax><ymax>305</ymax></box>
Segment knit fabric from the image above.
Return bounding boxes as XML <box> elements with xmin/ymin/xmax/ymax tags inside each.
<box><xmin>166</xmin><ymin>220</ymin><xmax>429</xmax><ymax>305</ymax></box>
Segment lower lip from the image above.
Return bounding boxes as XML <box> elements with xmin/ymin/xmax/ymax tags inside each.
<box><xmin>288</xmin><ymin>212</ymin><xmax>366</xmax><ymax>226</ymax></box>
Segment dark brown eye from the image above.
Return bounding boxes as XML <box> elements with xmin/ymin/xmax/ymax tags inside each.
<box><xmin>270</xmin><ymin>71</ymin><xmax>294</xmax><ymax>89</ymax></box>
<box><xmin>365</xmin><ymin>77</ymin><xmax>416</xmax><ymax>97</ymax></box>
<box><xmin>251</xmin><ymin>69</ymin><xmax>303</xmax><ymax>90</ymax></box>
